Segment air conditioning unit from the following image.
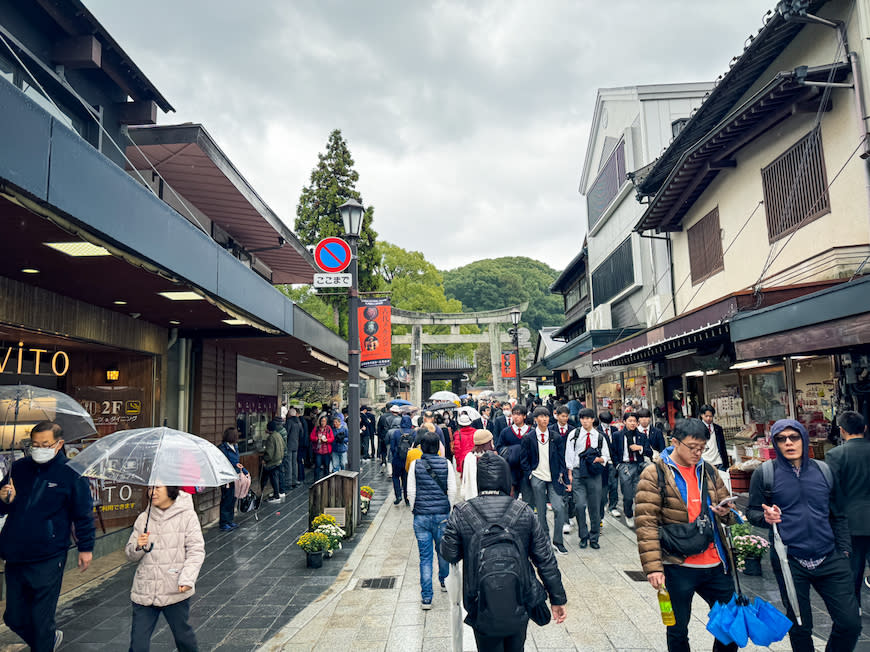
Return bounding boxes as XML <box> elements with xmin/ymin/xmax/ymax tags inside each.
<box><xmin>587</xmin><ymin>304</ymin><xmax>612</xmax><ymax>330</ymax></box>
<box><xmin>644</xmin><ymin>294</ymin><xmax>671</xmax><ymax>326</ymax></box>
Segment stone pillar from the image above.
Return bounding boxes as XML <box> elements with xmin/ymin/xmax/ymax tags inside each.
<box><xmin>489</xmin><ymin>323</ymin><xmax>502</xmax><ymax>393</ymax></box>
<box><xmin>411</xmin><ymin>324</ymin><xmax>423</xmax><ymax>407</ymax></box>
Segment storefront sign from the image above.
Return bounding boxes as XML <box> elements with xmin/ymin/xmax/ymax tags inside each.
<box><xmin>501</xmin><ymin>352</ymin><xmax>517</xmax><ymax>379</ymax></box>
<box><xmin>77</xmin><ymin>386</ymin><xmax>145</xmax><ymax>427</ymax></box>
<box><xmin>0</xmin><ymin>342</ymin><xmax>69</xmax><ymax>376</ymax></box>
<box><xmin>359</xmin><ymin>298</ymin><xmax>391</xmax><ymax>368</ymax></box>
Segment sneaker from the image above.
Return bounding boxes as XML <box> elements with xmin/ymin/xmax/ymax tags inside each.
<box><xmin>404</xmin><ymin>499</ymin><xmax>410</xmax><ymax>507</ymax></box>
<box><xmin>579</xmin><ymin>537</ymin><xmax>588</xmax><ymax>549</ymax></box>
<box><xmin>393</xmin><ymin>498</ymin><xmax>402</xmax><ymax>505</ymax></box>
<box><xmin>547</xmin><ymin>503</ymin><xmax>553</xmax><ymax>512</ymax></box>
<box><xmin>229</xmin><ymin>522</ymin><xmax>239</xmax><ymax>529</ymax></box>
<box><xmin>553</xmin><ymin>542</ymin><xmax>568</xmax><ymax>555</ymax></box>
<box><xmin>625</xmin><ymin>516</ymin><xmax>635</xmax><ymax>528</ymax></box>
<box><xmin>422</xmin><ymin>600</ymin><xmax>432</xmax><ymax>610</ymax></box>
<box><xmin>562</xmin><ymin>523</ymin><xmax>572</xmax><ymax>535</ymax></box>
<box><xmin>609</xmin><ymin>508</ymin><xmax>621</xmax><ymax>518</ymax></box>
<box><xmin>219</xmin><ymin>524</ymin><xmax>233</xmax><ymax>531</ymax></box>
<box><xmin>440</xmin><ymin>581</ymin><xmax>447</xmax><ymax>592</ymax></box>
<box><xmin>279</xmin><ymin>493</ymin><xmax>287</xmax><ymax>498</ymax></box>
<box><xmin>267</xmin><ymin>497</ymin><xmax>282</xmax><ymax>504</ymax></box>
<box><xmin>54</xmin><ymin>630</ymin><xmax>63</xmax><ymax>650</ymax></box>
<box><xmin>590</xmin><ymin>542</ymin><xmax>601</xmax><ymax>550</ymax></box>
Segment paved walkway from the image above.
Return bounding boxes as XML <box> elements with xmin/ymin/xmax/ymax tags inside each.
<box><xmin>261</xmin><ymin>494</ymin><xmax>870</xmax><ymax>652</ymax></box>
<box><xmin>0</xmin><ymin>462</ymin><xmax>394</xmax><ymax>652</ymax></box>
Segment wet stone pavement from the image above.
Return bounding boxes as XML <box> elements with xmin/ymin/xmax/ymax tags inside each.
<box><xmin>0</xmin><ymin>461</ymin><xmax>393</xmax><ymax>652</ymax></box>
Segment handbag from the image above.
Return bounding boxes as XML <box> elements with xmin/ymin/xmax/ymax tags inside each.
<box><xmin>657</xmin><ymin>462</ymin><xmax>715</xmax><ymax>556</ymax></box>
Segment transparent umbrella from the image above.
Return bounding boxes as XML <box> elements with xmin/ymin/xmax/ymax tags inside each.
<box><xmin>69</xmin><ymin>427</ymin><xmax>237</xmax><ymax>548</ymax></box>
<box><xmin>429</xmin><ymin>391</ymin><xmax>460</xmax><ymax>404</ymax></box>
<box><xmin>0</xmin><ymin>385</ymin><xmax>96</xmax><ymax>451</ymax></box>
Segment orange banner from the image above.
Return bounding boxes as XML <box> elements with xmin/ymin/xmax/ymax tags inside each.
<box><xmin>501</xmin><ymin>351</ymin><xmax>517</xmax><ymax>379</ymax></box>
<box><xmin>359</xmin><ymin>298</ymin><xmax>391</xmax><ymax>368</ymax></box>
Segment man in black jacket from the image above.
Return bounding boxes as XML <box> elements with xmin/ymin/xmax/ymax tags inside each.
<box><xmin>441</xmin><ymin>453</ymin><xmax>566</xmax><ymax>650</ymax></box>
<box><xmin>826</xmin><ymin>410</ymin><xmax>870</xmax><ymax>611</ymax></box>
<box><xmin>637</xmin><ymin>408</ymin><xmax>666</xmax><ymax>453</ymax></box>
<box><xmin>609</xmin><ymin>412</ymin><xmax>653</xmax><ymax>528</ymax></box>
<box><xmin>0</xmin><ymin>421</ymin><xmax>95</xmax><ymax>651</ymax></box>
<box><xmin>471</xmin><ymin>405</ymin><xmax>496</xmax><ymax>434</ymax></box>
<box><xmin>747</xmin><ymin>419</ymin><xmax>860</xmax><ymax>652</ymax></box>
<box><xmin>699</xmin><ymin>404</ymin><xmax>730</xmax><ymax>470</ymax></box>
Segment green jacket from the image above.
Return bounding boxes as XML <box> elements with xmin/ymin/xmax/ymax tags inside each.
<box><xmin>264</xmin><ymin>429</ymin><xmax>286</xmax><ymax>468</ymax></box>
<box><xmin>825</xmin><ymin>437</ymin><xmax>870</xmax><ymax>536</ymax></box>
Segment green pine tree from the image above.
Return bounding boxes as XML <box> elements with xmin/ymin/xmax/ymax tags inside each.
<box><xmin>295</xmin><ymin>129</ymin><xmax>379</xmax><ymax>332</ymax></box>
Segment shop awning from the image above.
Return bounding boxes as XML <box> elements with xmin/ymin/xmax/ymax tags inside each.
<box><xmin>543</xmin><ymin>329</ymin><xmax>639</xmax><ymax>371</ymax></box>
<box><xmin>636</xmin><ymin>62</ymin><xmax>851</xmax><ymax>233</ymax></box>
<box><xmin>730</xmin><ymin>275</ymin><xmax>870</xmax><ymax>359</ymax></box>
<box><xmin>125</xmin><ymin>124</ymin><xmax>316</xmax><ymax>284</ymax></box>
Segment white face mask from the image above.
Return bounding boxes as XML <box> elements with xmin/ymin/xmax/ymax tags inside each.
<box><xmin>503</xmin><ymin>410</ymin><xmax>511</xmax><ymax>418</ymax></box>
<box><xmin>31</xmin><ymin>446</ymin><xmax>58</xmax><ymax>464</ymax></box>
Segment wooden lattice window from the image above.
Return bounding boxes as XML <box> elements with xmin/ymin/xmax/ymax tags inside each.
<box><xmin>761</xmin><ymin>128</ymin><xmax>830</xmax><ymax>242</ymax></box>
<box><xmin>687</xmin><ymin>207</ymin><xmax>724</xmax><ymax>285</ymax></box>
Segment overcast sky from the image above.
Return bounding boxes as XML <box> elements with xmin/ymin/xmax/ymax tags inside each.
<box><xmin>85</xmin><ymin>0</ymin><xmax>772</xmax><ymax>272</ymax></box>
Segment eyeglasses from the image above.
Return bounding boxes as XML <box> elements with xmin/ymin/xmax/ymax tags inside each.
<box><xmin>774</xmin><ymin>434</ymin><xmax>802</xmax><ymax>444</ymax></box>
<box><xmin>677</xmin><ymin>440</ymin><xmax>705</xmax><ymax>455</ymax></box>
<box><xmin>30</xmin><ymin>440</ymin><xmax>58</xmax><ymax>449</ymax></box>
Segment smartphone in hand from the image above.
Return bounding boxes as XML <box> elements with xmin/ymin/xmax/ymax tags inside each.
<box><xmin>716</xmin><ymin>496</ymin><xmax>738</xmax><ymax>509</ymax></box>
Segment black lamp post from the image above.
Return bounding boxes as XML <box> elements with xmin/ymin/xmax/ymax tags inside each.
<box><xmin>509</xmin><ymin>307</ymin><xmax>522</xmax><ymax>400</ymax></box>
<box><xmin>340</xmin><ymin>198</ymin><xmax>364</xmax><ymax>472</ymax></box>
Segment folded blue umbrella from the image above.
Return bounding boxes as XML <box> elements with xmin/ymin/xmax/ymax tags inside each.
<box><xmin>747</xmin><ymin>597</ymin><xmax>792</xmax><ymax>646</ymax></box>
<box><xmin>707</xmin><ymin>595</ymin><xmax>738</xmax><ymax>645</ymax></box>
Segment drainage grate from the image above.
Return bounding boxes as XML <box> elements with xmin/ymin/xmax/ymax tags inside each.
<box><xmin>624</xmin><ymin>570</ymin><xmax>648</xmax><ymax>582</ymax></box>
<box><xmin>358</xmin><ymin>576</ymin><xmax>397</xmax><ymax>590</ymax></box>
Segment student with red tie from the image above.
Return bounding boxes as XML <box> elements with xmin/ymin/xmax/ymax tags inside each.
<box><xmin>565</xmin><ymin>408</ymin><xmax>610</xmax><ymax>549</ymax></box>
<box><xmin>471</xmin><ymin>405</ymin><xmax>496</xmax><ymax>435</ymax></box>
<box><xmin>609</xmin><ymin>412</ymin><xmax>653</xmax><ymax>528</ymax></box>
<box><xmin>637</xmin><ymin>408</ymin><xmax>666</xmax><ymax>454</ymax></box>
<box><xmin>699</xmin><ymin>405</ymin><xmax>730</xmax><ymax>471</ymax></box>
<box><xmin>495</xmin><ymin>404</ymin><xmax>531</xmax><ymax>500</ymax></box>
<box><xmin>520</xmin><ymin>407</ymin><xmax>570</xmax><ymax>555</ymax></box>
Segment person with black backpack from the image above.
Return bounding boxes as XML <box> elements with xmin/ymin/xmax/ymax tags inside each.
<box><xmin>389</xmin><ymin>414</ymin><xmax>415</xmax><ymax>506</ymax></box>
<box><xmin>441</xmin><ymin>452</ymin><xmax>566</xmax><ymax>651</ymax></box>
<box><xmin>407</xmin><ymin>429</ymin><xmax>457</xmax><ymax>610</ymax></box>
<box><xmin>747</xmin><ymin>419</ymin><xmax>861</xmax><ymax>652</ymax></box>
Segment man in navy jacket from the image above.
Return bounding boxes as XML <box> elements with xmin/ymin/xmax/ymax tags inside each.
<box><xmin>748</xmin><ymin>419</ymin><xmax>860</xmax><ymax>652</ymax></box>
<box><xmin>609</xmin><ymin>412</ymin><xmax>653</xmax><ymax>528</ymax></box>
<box><xmin>636</xmin><ymin>408</ymin><xmax>666</xmax><ymax>453</ymax></box>
<box><xmin>521</xmin><ymin>407</ymin><xmax>569</xmax><ymax>555</ymax></box>
<box><xmin>0</xmin><ymin>421</ymin><xmax>94</xmax><ymax>651</ymax></box>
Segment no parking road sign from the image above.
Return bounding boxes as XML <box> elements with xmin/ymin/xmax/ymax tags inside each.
<box><xmin>313</xmin><ymin>237</ymin><xmax>352</xmax><ymax>273</ymax></box>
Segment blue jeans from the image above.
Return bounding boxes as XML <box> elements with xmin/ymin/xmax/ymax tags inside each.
<box><xmin>331</xmin><ymin>450</ymin><xmax>348</xmax><ymax>472</ymax></box>
<box><xmin>413</xmin><ymin>513</ymin><xmax>450</xmax><ymax>602</ymax></box>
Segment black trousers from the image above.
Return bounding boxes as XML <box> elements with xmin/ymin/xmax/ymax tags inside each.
<box><xmin>472</xmin><ymin>624</ymin><xmax>527</xmax><ymax>652</ymax></box>
<box><xmin>219</xmin><ymin>484</ymin><xmax>236</xmax><ymax>526</ymax></box>
<box><xmin>3</xmin><ymin>555</ymin><xmax>66</xmax><ymax>652</ymax></box>
<box><xmin>771</xmin><ymin>550</ymin><xmax>861</xmax><ymax>652</ymax></box>
<box><xmin>849</xmin><ymin>535</ymin><xmax>870</xmax><ymax>609</ymax></box>
<box><xmin>662</xmin><ymin>563</ymin><xmax>738</xmax><ymax>652</ymax></box>
<box><xmin>130</xmin><ymin>599</ymin><xmax>197</xmax><ymax>652</ymax></box>
<box><xmin>361</xmin><ymin>433</ymin><xmax>372</xmax><ymax>458</ymax></box>
<box><xmin>262</xmin><ymin>464</ymin><xmax>280</xmax><ymax>497</ymax></box>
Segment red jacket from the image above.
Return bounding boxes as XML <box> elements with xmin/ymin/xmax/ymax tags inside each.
<box><xmin>453</xmin><ymin>426</ymin><xmax>476</xmax><ymax>473</ymax></box>
<box><xmin>311</xmin><ymin>427</ymin><xmax>334</xmax><ymax>455</ymax></box>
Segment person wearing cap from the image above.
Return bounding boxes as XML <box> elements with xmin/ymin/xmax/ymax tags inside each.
<box><xmin>521</xmin><ymin>407</ymin><xmax>570</xmax><ymax>555</ymax></box>
<box><xmin>461</xmin><ymin>429</ymin><xmax>496</xmax><ymax>500</ymax></box>
<box><xmin>453</xmin><ymin>411</ymin><xmax>476</xmax><ymax>474</ymax></box>
<box><xmin>407</xmin><ymin>430</ymin><xmax>457</xmax><ymax>609</ymax></box>
<box><xmin>747</xmin><ymin>419</ymin><xmax>860</xmax><ymax>652</ymax></box>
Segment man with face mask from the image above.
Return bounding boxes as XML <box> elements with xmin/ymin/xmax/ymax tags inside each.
<box><xmin>0</xmin><ymin>421</ymin><xmax>95</xmax><ymax>651</ymax></box>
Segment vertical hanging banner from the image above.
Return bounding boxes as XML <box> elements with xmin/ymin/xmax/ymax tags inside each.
<box><xmin>501</xmin><ymin>351</ymin><xmax>517</xmax><ymax>379</ymax></box>
<box><xmin>359</xmin><ymin>298</ymin><xmax>391</xmax><ymax>368</ymax></box>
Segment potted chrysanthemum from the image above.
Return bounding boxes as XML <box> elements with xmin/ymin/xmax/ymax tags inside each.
<box><xmin>360</xmin><ymin>486</ymin><xmax>374</xmax><ymax>514</ymax></box>
<box><xmin>297</xmin><ymin>531</ymin><xmax>329</xmax><ymax>568</ymax></box>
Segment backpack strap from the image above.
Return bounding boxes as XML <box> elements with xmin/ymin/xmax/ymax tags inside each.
<box><xmin>761</xmin><ymin>460</ymin><xmax>775</xmax><ymax>506</ymax></box>
<box><xmin>813</xmin><ymin>459</ymin><xmax>833</xmax><ymax>489</ymax></box>
<box><xmin>421</xmin><ymin>458</ymin><xmax>448</xmax><ymax>495</ymax></box>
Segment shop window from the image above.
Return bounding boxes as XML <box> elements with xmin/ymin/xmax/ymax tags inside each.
<box><xmin>594</xmin><ymin>371</ymin><xmax>623</xmax><ymax>415</ymax></box>
<box><xmin>687</xmin><ymin>207</ymin><xmax>724</xmax><ymax>285</ymax></box>
<box><xmin>761</xmin><ymin>128</ymin><xmax>830</xmax><ymax>242</ymax></box>
<box><xmin>741</xmin><ymin>365</ymin><xmax>788</xmax><ymax>423</ymax></box>
<box><xmin>705</xmin><ymin>372</ymin><xmax>744</xmax><ymax>435</ymax></box>
<box><xmin>792</xmin><ymin>356</ymin><xmax>835</xmax><ymax>440</ymax></box>
<box><xmin>591</xmin><ymin>237</ymin><xmax>634</xmax><ymax>305</ymax></box>
<box><xmin>587</xmin><ymin>139</ymin><xmax>626</xmax><ymax>230</ymax></box>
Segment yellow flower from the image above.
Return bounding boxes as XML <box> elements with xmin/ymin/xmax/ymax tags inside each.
<box><xmin>312</xmin><ymin>513</ymin><xmax>338</xmax><ymax>528</ymax></box>
<box><xmin>297</xmin><ymin>531</ymin><xmax>329</xmax><ymax>552</ymax></box>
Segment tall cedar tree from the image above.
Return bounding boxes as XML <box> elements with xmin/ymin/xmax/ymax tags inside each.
<box><xmin>295</xmin><ymin>130</ymin><xmax>379</xmax><ymax>332</ymax></box>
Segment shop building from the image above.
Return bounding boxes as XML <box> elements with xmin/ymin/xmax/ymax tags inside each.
<box><xmin>0</xmin><ymin>0</ymin><xmax>359</xmax><ymax>554</ymax></box>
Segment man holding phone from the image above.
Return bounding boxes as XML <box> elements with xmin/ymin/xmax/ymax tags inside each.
<box><xmin>748</xmin><ymin>419</ymin><xmax>860</xmax><ymax>652</ymax></box>
<box><xmin>635</xmin><ymin>418</ymin><xmax>737</xmax><ymax>652</ymax></box>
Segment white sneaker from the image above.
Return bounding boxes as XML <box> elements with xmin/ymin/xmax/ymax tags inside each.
<box><xmin>547</xmin><ymin>503</ymin><xmax>553</xmax><ymax>512</ymax></box>
<box><xmin>267</xmin><ymin>497</ymin><xmax>282</xmax><ymax>504</ymax></box>
<box><xmin>562</xmin><ymin>523</ymin><xmax>571</xmax><ymax>535</ymax></box>
<box><xmin>625</xmin><ymin>516</ymin><xmax>635</xmax><ymax>528</ymax></box>
<box><xmin>609</xmin><ymin>508</ymin><xmax>621</xmax><ymax>518</ymax></box>
<box><xmin>279</xmin><ymin>493</ymin><xmax>287</xmax><ymax>498</ymax></box>
<box><xmin>54</xmin><ymin>630</ymin><xmax>63</xmax><ymax>650</ymax></box>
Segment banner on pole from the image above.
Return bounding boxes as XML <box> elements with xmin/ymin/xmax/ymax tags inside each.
<box><xmin>359</xmin><ymin>298</ymin><xmax>391</xmax><ymax>368</ymax></box>
<box><xmin>501</xmin><ymin>351</ymin><xmax>517</xmax><ymax>379</ymax></box>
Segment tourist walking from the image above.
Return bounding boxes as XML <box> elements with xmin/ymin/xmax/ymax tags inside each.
<box><xmin>825</xmin><ymin>410</ymin><xmax>870</xmax><ymax>611</ymax></box>
<box><xmin>748</xmin><ymin>419</ymin><xmax>861</xmax><ymax>651</ymax></box>
<box><xmin>460</xmin><ymin>429</ymin><xmax>496</xmax><ymax>500</ymax></box>
<box><xmin>496</xmin><ymin>404</ymin><xmax>531</xmax><ymax>500</ymax></box>
<box><xmin>407</xmin><ymin>430</ymin><xmax>457</xmax><ymax>609</ymax></box>
<box><xmin>637</xmin><ymin>408</ymin><xmax>666</xmax><ymax>454</ymax></box>
<box><xmin>635</xmin><ymin>418</ymin><xmax>737</xmax><ymax>652</ymax></box>
<box><xmin>520</xmin><ymin>407</ymin><xmax>569</xmax><ymax>555</ymax></box>
<box><xmin>441</xmin><ymin>453</ymin><xmax>567</xmax><ymax>651</ymax></box>
<box><xmin>0</xmin><ymin>421</ymin><xmax>94</xmax><ymax>651</ymax></box>
<box><xmin>565</xmin><ymin>408</ymin><xmax>609</xmax><ymax>549</ymax></box>
<box><xmin>698</xmin><ymin>404</ymin><xmax>730</xmax><ymax>471</ymax></box>
<box><xmin>390</xmin><ymin>414</ymin><xmax>415</xmax><ymax>505</ymax></box>
<box><xmin>310</xmin><ymin>416</ymin><xmax>334</xmax><ymax>481</ymax></box>
<box><xmin>598</xmin><ymin>411</ymin><xmax>620</xmax><ymax>518</ymax></box>
<box><xmin>453</xmin><ymin>411</ymin><xmax>476</xmax><ymax>474</ymax></box>
<box><xmin>126</xmin><ymin>486</ymin><xmax>205</xmax><ymax>652</ymax></box>
<box><xmin>609</xmin><ymin>411</ymin><xmax>653</xmax><ymax>527</ymax></box>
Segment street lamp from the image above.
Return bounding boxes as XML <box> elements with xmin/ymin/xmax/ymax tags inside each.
<box><xmin>509</xmin><ymin>307</ymin><xmax>522</xmax><ymax>401</ymax></box>
<box><xmin>339</xmin><ymin>198</ymin><xmax>364</xmax><ymax>472</ymax></box>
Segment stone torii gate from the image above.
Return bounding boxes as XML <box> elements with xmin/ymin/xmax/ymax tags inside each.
<box><xmin>391</xmin><ymin>303</ymin><xmax>528</xmax><ymax>407</ymax></box>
